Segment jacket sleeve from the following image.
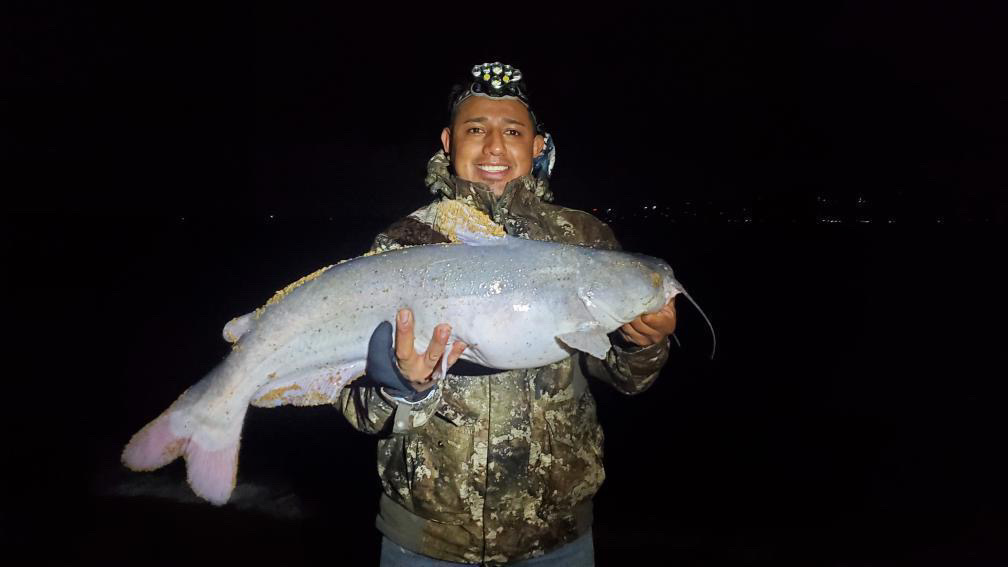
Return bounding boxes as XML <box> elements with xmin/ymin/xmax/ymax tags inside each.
<box><xmin>574</xmin><ymin>212</ymin><xmax>671</xmax><ymax>394</ymax></box>
<box><xmin>337</xmin><ymin>382</ymin><xmax>445</xmax><ymax>435</ymax></box>
<box><xmin>581</xmin><ymin>337</ymin><xmax>670</xmax><ymax>395</ymax></box>
<box><xmin>335</xmin><ymin>206</ymin><xmax>450</xmax><ymax>435</ymax></box>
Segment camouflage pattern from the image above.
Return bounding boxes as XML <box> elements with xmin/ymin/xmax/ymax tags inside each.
<box><xmin>338</xmin><ymin>151</ymin><xmax>670</xmax><ymax>565</ymax></box>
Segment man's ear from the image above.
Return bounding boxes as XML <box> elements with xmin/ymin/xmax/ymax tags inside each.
<box><xmin>440</xmin><ymin>128</ymin><xmax>452</xmax><ymax>155</ymax></box>
<box><xmin>533</xmin><ymin>134</ymin><xmax>546</xmax><ymax>158</ymax></box>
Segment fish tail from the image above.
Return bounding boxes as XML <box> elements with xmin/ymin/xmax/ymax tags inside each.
<box><xmin>121</xmin><ymin>408</ymin><xmax>187</xmax><ymax>472</ymax></box>
<box><xmin>183</xmin><ymin>427</ymin><xmax>242</xmax><ymax>506</ymax></box>
<box><xmin>122</xmin><ymin>366</ymin><xmax>247</xmax><ymax>506</ymax></box>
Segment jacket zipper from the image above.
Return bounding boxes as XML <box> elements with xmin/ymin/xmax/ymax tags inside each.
<box><xmin>481</xmin><ymin>376</ymin><xmax>492</xmax><ymax>564</ymax></box>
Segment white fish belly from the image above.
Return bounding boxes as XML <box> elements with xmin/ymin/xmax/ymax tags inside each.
<box><xmin>433</xmin><ymin>293</ymin><xmax>587</xmax><ymax>369</ymax></box>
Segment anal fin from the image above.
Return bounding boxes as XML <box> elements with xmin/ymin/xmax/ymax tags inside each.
<box><xmin>251</xmin><ymin>361</ymin><xmax>366</xmax><ymax>408</ymax></box>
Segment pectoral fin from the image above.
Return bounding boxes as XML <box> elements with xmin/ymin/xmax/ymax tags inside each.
<box><xmin>556</xmin><ymin>324</ymin><xmax>613</xmax><ymax>360</ymax></box>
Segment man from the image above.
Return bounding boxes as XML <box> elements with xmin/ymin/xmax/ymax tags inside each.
<box><xmin>337</xmin><ymin>62</ymin><xmax>678</xmax><ymax>566</ymax></box>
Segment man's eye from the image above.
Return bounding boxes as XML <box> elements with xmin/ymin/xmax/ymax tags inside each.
<box><xmin>467</xmin><ymin>127</ymin><xmax>484</xmax><ymax>134</ymax></box>
<box><xmin>505</xmin><ymin>129</ymin><xmax>520</xmax><ymax>136</ymax></box>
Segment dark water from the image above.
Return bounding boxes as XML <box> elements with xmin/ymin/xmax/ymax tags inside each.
<box><xmin>4</xmin><ymin>214</ymin><xmax>1004</xmax><ymax>565</ymax></box>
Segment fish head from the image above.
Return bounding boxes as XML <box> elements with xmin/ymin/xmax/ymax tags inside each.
<box><xmin>579</xmin><ymin>253</ymin><xmax>684</xmax><ymax>328</ymax></box>
<box><xmin>650</xmin><ymin>257</ymin><xmax>687</xmax><ymax>306</ymax></box>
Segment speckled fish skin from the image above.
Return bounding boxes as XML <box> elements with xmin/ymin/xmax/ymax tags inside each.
<box><xmin>122</xmin><ymin>234</ymin><xmax>685</xmax><ymax>505</ymax></box>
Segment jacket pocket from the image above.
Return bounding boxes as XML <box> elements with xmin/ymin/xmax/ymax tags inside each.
<box><xmin>403</xmin><ymin>415</ymin><xmax>476</xmax><ymax>525</ymax></box>
<box><xmin>541</xmin><ymin>393</ymin><xmax>606</xmax><ymax>510</ymax></box>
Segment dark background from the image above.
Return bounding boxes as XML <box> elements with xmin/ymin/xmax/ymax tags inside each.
<box><xmin>5</xmin><ymin>2</ymin><xmax>1006</xmax><ymax>565</ymax></box>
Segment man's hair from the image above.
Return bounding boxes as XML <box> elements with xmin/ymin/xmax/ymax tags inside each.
<box><xmin>446</xmin><ymin>83</ymin><xmax>468</xmax><ymax>129</ymax></box>
<box><xmin>446</xmin><ymin>83</ymin><xmax>543</xmax><ymax>134</ymax></box>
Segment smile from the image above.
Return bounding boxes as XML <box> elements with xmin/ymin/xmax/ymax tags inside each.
<box><xmin>477</xmin><ymin>165</ymin><xmax>510</xmax><ymax>173</ymax></box>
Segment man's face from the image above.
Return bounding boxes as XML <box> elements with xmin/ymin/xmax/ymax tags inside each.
<box><xmin>441</xmin><ymin>96</ymin><xmax>545</xmax><ymax>197</ymax></box>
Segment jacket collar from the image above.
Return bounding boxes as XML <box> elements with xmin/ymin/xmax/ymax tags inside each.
<box><xmin>424</xmin><ymin>150</ymin><xmax>553</xmax><ymax>223</ymax></box>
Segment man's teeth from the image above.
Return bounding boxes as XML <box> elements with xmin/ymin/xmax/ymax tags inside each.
<box><xmin>477</xmin><ymin>165</ymin><xmax>509</xmax><ymax>172</ymax></box>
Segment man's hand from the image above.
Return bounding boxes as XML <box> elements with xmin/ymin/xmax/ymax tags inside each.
<box><xmin>393</xmin><ymin>308</ymin><xmax>467</xmax><ymax>392</ymax></box>
<box><xmin>619</xmin><ymin>297</ymin><xmax>678</xmax><ymax>347</ymax></box>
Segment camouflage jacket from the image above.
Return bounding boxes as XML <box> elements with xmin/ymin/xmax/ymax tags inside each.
<box><xmin>337</xmin><ymin>151</ymin><xmax>670</xmax><ymax>565</ymax></box>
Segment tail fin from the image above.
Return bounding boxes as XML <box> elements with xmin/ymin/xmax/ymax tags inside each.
<box><xmin>121</xmin><ymin>411</ymin><xmax>187</xmax><ymax>471</ymax></box>
<box><xmin>184</xmin><ymin>436</ymin><xmax>241</xmax><ymax>506</ymax></box>
<box><xmin>122</xmin><ymin>397</ymin><xmax>246</xmax><ymax>506</ymax></box>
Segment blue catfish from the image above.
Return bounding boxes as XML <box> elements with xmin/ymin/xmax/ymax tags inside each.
<box><xmin>122</xmin><ymin>232</ymin><xmax>712</xmax><ymax>505</ymax></box>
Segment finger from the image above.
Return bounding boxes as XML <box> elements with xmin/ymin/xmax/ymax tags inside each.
<box><xmin>642</xmin><ymin>307</ymin><xmax>677</xmax><ymax>335</ymax></box>
<box><xmin>422</xmin><ymin>324</ymin><xmax>452</xmax><ymax>370</ymax></box>
<box><xmin>638</xmin><ymin>318</ymin><xmax>670</xmax><ymax>344</ymax></box>
<box><xmin>628</xmin><ymin>317</ymin><xmax>661</xmax><ymax>338</ymax></box>
<box><xmin>619</xmin><ymin>323</ymin><xmax>652</xmax><ymax>347</ymax></box>
<box><xmin>640</xmin><ymin>313</ymin><xmax>676</xmax><ymax>335</ymax></box>
<box><xmin>394</xmin><ymin>309</ymin><xmax>416</xmax><ymax>361</ymax></box>
<box><xmin>643</xmin><ymin>299</ymin><xmax>677</xmax><ymax>325</ymax></box>
<box><xmin>445</xmin><ymin>340</ymin><xmax>468</xmax><ymax>367</ymax></box>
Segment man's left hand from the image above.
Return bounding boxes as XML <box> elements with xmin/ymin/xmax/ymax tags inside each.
<box><xmin>619</xmin><ymin>297</ymin><xmax>677</xmax><ymax>347</ymax></box>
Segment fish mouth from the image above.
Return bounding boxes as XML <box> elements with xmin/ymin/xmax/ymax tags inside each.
<box><xmin>662</xmin><ymin>274</ymin><xmax>685</xmax><ymax>304</ymax></box>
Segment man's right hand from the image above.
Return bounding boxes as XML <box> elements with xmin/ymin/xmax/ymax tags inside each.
<box><xmin>392</xmin><ymin>308</ymin><xmax>467</xmax><ymax>392</ymax></box>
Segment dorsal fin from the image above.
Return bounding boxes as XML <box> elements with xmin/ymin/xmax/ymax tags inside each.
<box><xmin>222</xmin><ymin>313</ymin><xmax>254</xmax><ymax>343</ymax></box>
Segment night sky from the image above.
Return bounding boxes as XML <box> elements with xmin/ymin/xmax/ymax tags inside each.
<box><xmin>5</xmin><ymin>3</ymin><xmax>1007</xmax><ymax>565</ymax></box>
<box><xmin>10</xmin><ymin>3</ymin><xmax>1005</xmax><ymax>217</ymax></box>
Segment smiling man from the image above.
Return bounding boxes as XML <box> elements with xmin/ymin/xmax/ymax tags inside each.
<box><xmin>337</xmin><ymin>62</ymin><xmax>678</xmax><ymax>566</ymax></box>
<box><xmin>441</xmin><ymin>95</ymin><xmax>544</xmax><ymax>198</ymax></box>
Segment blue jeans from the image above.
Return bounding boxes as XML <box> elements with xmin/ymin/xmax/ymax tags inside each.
<box><xmin>379</xmin><ymin>529</ymin><xmax>595</xmax><ymax>567</ymax></box>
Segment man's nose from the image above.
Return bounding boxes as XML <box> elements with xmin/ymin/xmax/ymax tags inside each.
<box><xmin>483</xmin><ymin>129</ymin><xmax>505</xmax><ymax>155</ymax></box>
